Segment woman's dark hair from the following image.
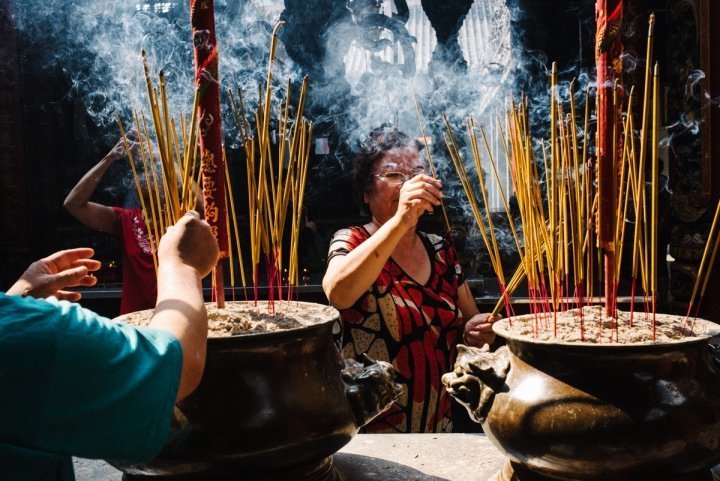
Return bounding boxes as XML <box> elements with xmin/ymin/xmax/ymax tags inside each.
<box><xmin>352</xmin><ymin>127</ymin><xmax>423</xmax><ymax>207</ymax></box>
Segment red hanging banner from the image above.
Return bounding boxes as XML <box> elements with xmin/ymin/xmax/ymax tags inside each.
<box><xmin>191</xmin><ymin>0</ymin><xmax>228</xmax><ymax>258</ymax></box>
<box><xmin>595</xmin><ymin>0</ymin><xmax>623</xmax><ymax>314</ymax></box>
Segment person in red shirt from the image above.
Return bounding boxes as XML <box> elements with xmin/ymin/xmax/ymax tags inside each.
<box><xmin>64</xmin><ymin>132</ymin><xmax>163</xmax><ymax>314</ymax></box>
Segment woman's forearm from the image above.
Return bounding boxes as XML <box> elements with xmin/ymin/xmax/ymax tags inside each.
<box><xmin>323</xmin><ymin>217</ymin><xmax>408</xmax><ymax>309</ymax></box>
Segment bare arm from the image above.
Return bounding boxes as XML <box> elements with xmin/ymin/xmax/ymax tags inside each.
<box><xmin>5</xmin><ymin>218</ymin><xmax>218</xmax><ymax>404</ymax></box>
<box><xmin>323</xmin><ymin>216</ymin><xmax>409</xmax><ymax>309</ymax></box>
<box><xmin>149</xmin><ymin>264</ymin><xmax>206</xmax><ymax>402</ymax></box>
<box><xmin>322</xmin><ymin>174</ymin><xmax>443</xmax><ymax>309</ymax></box>
<box><xmin>63</xmin><ymin>135</ymin><xmax>139</xmax><ymax>236</ymax></box>
<box><xmin>147</xmin><ymin>212</ymin><xmax>219</xmax><ymax>402</ymax></box>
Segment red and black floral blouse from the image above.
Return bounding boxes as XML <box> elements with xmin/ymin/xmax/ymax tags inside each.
<box><xmin>328</xmin><ymin>226</ymin><xmax>466</xmax><ymax>433</ymax></box>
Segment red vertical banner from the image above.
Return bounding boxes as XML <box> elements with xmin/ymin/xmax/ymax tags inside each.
<box><xmin>595</xmin><ymin>0</ymin><xmax>623</xmax><ymax>314</ymax></box>
<box><xmin>191</xmin><ymin>0</ymin><xmax>228</xmax><ymax>306</ymax></box>
<box><xmin>191</xmin><ymin>0</ymin><xmax>228</xmax><ymax>257</ymax></box>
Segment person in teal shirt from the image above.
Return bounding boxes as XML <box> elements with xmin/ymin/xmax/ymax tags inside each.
<box><xmin>0</xmin><ymin>210</ymin><xmax>219</xmax><ymax>481</ymax></box>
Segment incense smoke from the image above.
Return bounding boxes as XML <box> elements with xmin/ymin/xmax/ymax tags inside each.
<box><xmin>22</xmin><ymin>1</ymin><xmax>709</xmax><ymax>278</ymax></box>
<box><xmin>12</xmin><ymin>0</ymin><xmax>298</xmax><ymax>134</ymax></box>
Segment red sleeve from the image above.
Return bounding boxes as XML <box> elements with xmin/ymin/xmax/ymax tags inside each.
<box><xmin>326</xmin><ymin>226</ymin><xmax>369</xmax><ymax>263</ymax></box>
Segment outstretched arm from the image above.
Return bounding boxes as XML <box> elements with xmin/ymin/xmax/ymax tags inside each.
<box><xmin>148</xmin><ymin>211</ymin><xmax>219</xmax><ymax>402</ymax></box>
<box><xmin>63</xmin><ymin>133</ymin><xmax>140</xmax><ymax>236</ymax></box>
<box><xmin>7</xmin><ymin>213</ymin><xmax>219</xmax><ymax>403</ymax></box>
<box><xmin>323</xmin><ymin>216</ymin><xmax>409</xmax><ymax>309</ymax></box>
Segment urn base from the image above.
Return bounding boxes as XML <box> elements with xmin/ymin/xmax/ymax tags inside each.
<box><xmin>491</xmin><ymin>461</ymin><xmax>717</xmax><ymax>481</ymax></box>
<box><xmin>122</xmin><ymin>456</ymin><xmax>340</xmax><ymax>481</ymax></box>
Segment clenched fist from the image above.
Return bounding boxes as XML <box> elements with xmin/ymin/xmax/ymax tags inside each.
<box><xmin>158</xmin><ymin>211</ymin><xmax>219</xmax><ymax>278</ymax></box>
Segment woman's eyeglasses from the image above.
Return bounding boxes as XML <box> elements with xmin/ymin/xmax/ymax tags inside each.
<box><xmin>374</xmin><ymin>170</ymin><xmax>425</xmax><ymax>186</ymax></box>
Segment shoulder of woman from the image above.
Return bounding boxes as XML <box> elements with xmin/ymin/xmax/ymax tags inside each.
<box><xmin>331</xmin><ymin>226</ymin><xmax>369</xmax><ymax>241</ymax></box>
<box><xmin>329</xmin><ymin>226</ymin><xmax>369</xmax><ymax>251</ymax></box>
<box><xmin>331</xmin><ymin>227</ymin><xmax>354</xmax><ymax>241</ymax></box>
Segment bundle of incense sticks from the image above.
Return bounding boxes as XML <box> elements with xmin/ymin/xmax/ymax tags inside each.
<box><xmin>435</xmin><ymin>17</ymin><xmax>697</xmax><ymax>341</ymax></box>
<box><xmin>227</xmin><ymin>22</ymin><xmax>313</xmax><ymax>309</ymax></box>
<box><xmin>115</xmin><ymin>52</ymin><xmax>205</xmax><ymax>273</ymax></box>
<box><xmin>118</xmin><ymin>24</ymin><xmax>313</xmax><ymax>312</ymax></box>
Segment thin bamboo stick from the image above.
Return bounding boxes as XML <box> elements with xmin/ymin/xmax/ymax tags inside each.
<box><xmin>133</xmin><ymin>112</ymin><xmax>163</xmax><ymax>268</ymax></box>
<box><xmin>224</xmin><ymin>149</ymin><xmax>247</xmax><ymax>288</ymax></box>
<box><xmin>636</xmin><ymin>14</ymin><xmax>655</xmax><ymax>300</ymax></box>
<box><xmin>412</xmin><ymin>88</ymin><xmax>453</xmax><ymax>236</ymax></box>
<box><xmin>182</xmin><ymin>89</ymin><xmax>200</xmax><ymax>204</ymax></box>
<box><xmin>650</xmin><ymin>62</ymin><xmax>660</xmax><ymax>331</ymax></box>
<box><xmin>685</xmin><ymin>200</ymin><xmax>720</xmax><ymax>320</ymax></box>
<box><xmin>479</xmin><ymin>124</ymin><xmax>524</xmax><ymax>262</ymax></box>
<box><xmin>468</xmin><ymin>118</ymin><xmax>505</xmax><ymax>286</ymax></box>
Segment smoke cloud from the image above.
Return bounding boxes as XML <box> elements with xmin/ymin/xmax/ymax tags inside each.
<box><xmin>15</xmin><ymin>1</ymin><xmax>710</xmax><ymax>279</ymax></box>
<box><xmin>13</xmin><ymin>0</ymin><xmax>298</xmax><ymax>135</ymax></box>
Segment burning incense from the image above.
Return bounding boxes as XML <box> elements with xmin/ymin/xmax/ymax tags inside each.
<box><xmin>629</xmin><ymin>14</ymin><xmax>656</xmax><ymax>315</ymax></box>
<box><xmin>116</xmin><ymin>116</ymin><xmax>158</xmax><ymax>272</ymax></box>
<box><xmin>442</xmin><ymin>117</ymin><xmax>498</xmax><ymax>278</ymax></box>
<box><xmin>479</xmin><ymin>123</ymin><xmax>525</xmax><ymax>319</ymax></box>
<box><xmin>223</xmin><ymin>149</ymin><xmax>247</xmax><ymax>290</ymax></box>
<box><xmin>650</xmin><ymin>62</ymin><xmax>659</xmax><ymax>333</ymax></box>
<box><xmin>467</xmin><ymin>118</ymin><xmax>506</xmax><ymax>287</ymax></box>
<box><xmin>227</xmin><ymin>22</ymin><xmax>313</xmax><ymax>308</ymax></box>
<box><xmin>117</xmin><ymin>47</ymin><xmax>230</xmax><ymax>313</ymax></box>
<box><xmin>412</xmin><ymin>88</ymin><xmax>454</xmax><ymax>237</ymax></box>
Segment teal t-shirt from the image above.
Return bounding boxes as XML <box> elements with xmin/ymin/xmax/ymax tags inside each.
<box><xmin>0</xmin><ymin>292</ymin><xmax>183</xmax><ymax>481</ymax></box>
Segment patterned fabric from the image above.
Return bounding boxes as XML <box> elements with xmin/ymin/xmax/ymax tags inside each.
<box><xmin>595</xmin><ymin>0</ymin><xmax>623</xmax><ymax>56</ymax></box>
<box><xmin>328</xmin><ymin>226</ymin><xmax>466</xmax><ymax>433</ymax></box>
<box><xmin>112</xmin><ymin>207</ymin><xmax>157</xmax><ymax>315</ymax></box>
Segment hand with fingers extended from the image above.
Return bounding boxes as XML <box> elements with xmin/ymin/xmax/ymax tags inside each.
<box><xmin>463</xmin><ymin>313</ymin><xmax>499</xmax><ymax>348</ymax></box>
<box><xmin>6</xmin><ymin>248</ymin><xmax>101</xmax><ymax>302</ymax></box>
<box><xmin>394</xmin><ymin>173</ymin><xmax>444</xmax><ymax>228</ymax></box>
<box><xmin>158</xmin><ymin>211</ymin><xmax>219</xmax><ymax>278</ymax></box>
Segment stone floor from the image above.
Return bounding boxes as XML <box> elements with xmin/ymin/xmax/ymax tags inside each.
<box><xmin>74</xmin><ymin>433</ymin><xmax>503</xmax><ymax>481</ymax></box>
<box><xmin>73</xmin><ymin>433</ymin><xmax>720</xmax><ymax>481</ymax></box>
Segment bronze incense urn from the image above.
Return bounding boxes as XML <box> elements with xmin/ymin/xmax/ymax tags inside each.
<box><xmin>442</xmin><ymin>312</ymin><xmax>720</xmax><ymax>481</ymax></box>
<box><xmin>113</xmin><ymin>301</ymin><xmax>402</xmax><ymax>480</ymax></box>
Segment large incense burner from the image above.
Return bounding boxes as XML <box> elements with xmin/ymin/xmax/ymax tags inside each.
<box><xmin>442</xmin><ymin>309</ymin><xmax>720</xmax><ymax>481</ymax></box>
<box><xmin>113</xmin><ymin>301</ymin><xmax>402</xmax><ymax>480</ymax></box>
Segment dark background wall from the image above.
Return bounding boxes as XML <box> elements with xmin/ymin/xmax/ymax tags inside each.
<box><xmin>700</xmin><ymin>0</ymin><xmax>719</xmax><ymax>319</ymax></box>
